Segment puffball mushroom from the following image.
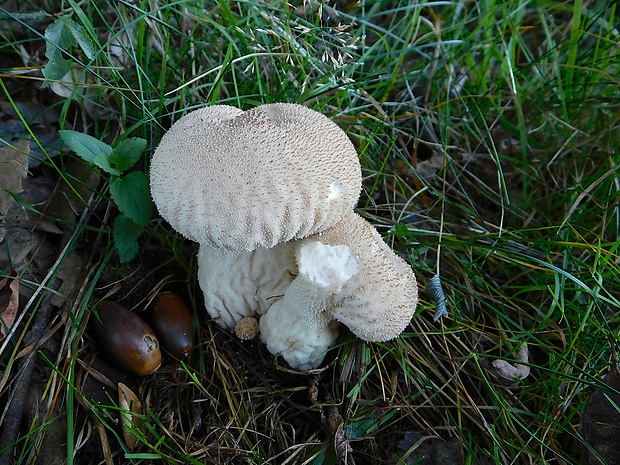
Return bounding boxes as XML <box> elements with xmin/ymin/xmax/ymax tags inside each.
<box><xmin>318</xmin><ymin>212</ymin><xmax>419</xmax><ymax>342</ymax></box>
<box><xmin>259</xmin><ymin>212</ymin><xmax>418</xmax><ymax>369</ymax></box>
<box><xmin>235</xmin><ymin>316</ymin><xmax>260</xmax><ymax>341</ymax></box>
<box><xmin>149</xmin><ymin>102</ymin><xmax>419</xmax><ymax>370</ymax></box>
<box><xmin>150</xmin><ymin>103</ymin><xmax>362</xmax><ymax>251</ymax></box>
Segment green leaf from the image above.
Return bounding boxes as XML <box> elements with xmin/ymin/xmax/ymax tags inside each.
<box><xmin>390</xmin><ymin>222</ymin><xmax>413</xmax><ymax>240</ymax></box>
<box><xmin>42</xmin><ymin>19</ymin><xmax>75</xmax><ymax>81</ymax></box>
<box><xmin>114</xmin><ymin>215</ymin><xmax>143</xmax><ymax>263</ymax></box>
<box><xmin>61</xmin><ymin>16</ymin><xmax>95</xmax><ymax>59</ymax></box>
<box><xmin>110</xmin><ymin>138</ymin><xmax>147</xmax><ymax>173</ymax></box>
<box><xmin>109</xmin><ymin>172</ymin><xmax>152</xmax><ymax>227</ymax></box>
<box><xmin>42</xmin><ymin>17</ymin><xmax>95</xmax><ymax>82</ymax></box>
<box><xmin>60</xmin><ymin>130</ymin><xmax>113</xmax><ymax>166</ymax></box>
<box><xmin>93</xmin><ymin>152</ymin><xmax>121</xmax><ymax>176</ymax></box>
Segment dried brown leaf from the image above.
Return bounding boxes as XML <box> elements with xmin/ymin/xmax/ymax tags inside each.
<box><xmin>490</xmin><ymin>343</ymin><xmax>530</xmax><ymax>381</ymax></box>
<box><xmin>0</xmin><ymin>270</ymin><xmax>19</xmax><ymax>341</ymax></box>
<box><xmin>334</xmin><ymin>420</ymin><xmax>353</xmax><ymax>460</ymax></box>
<box><xmin>582</xmin><ymin>365</ymin><xmax>620</xmax><ymax>465</ymax></box>
<box><xmin>118</xmin><ymin>382</ymin><xmax>146</xmax><ymax>450</ymax></box>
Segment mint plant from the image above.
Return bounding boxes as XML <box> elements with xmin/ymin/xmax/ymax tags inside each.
<box><xmin>60</xmin><ymin>130</ymin><xmax>152</xmax><ymax>262</ymax></box>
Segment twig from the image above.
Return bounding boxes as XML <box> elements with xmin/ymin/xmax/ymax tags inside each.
<box><xmin>0</xmin><ymin>296</ymin><xmax>55</xmax><ymax>464</ymax></box>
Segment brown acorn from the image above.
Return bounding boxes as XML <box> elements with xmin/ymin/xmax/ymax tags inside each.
<box><xmin>146</xmin><ymin>292</ymin><xmax>195</xmax><ymax>357</ymax></box>
<box><xmin>91</xmin><ymin>300</ymin><xmax>162</xmax><ymax>376</ymax></box>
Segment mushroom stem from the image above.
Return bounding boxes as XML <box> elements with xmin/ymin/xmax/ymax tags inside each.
<box><xmin>197</xmin><ymin>242</ymin><xmax>295</xmax><ymax>330</ymax></box>
<box><xmin>259</xmin><ymin>241</ymin><xmax>359</xmax><ymax>369</ymax></box>
<box><xmin>259</xmin><ymin>275</ymin><xmax>340</xmax><ymax>370</ymax></box>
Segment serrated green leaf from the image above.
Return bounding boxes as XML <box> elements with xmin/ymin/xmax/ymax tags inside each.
<box><xmin>60</xmin><ymin>130</ymin><xmax>113</xmax><ymax>166</ymax></box>
<box><xmin>114</xmin><ymin>215</ymin><xmax>144</xmax><ymax>263</ymax></box>
<box><xmin>43</xmin><ymin>19</ymin><xmax>75</xmax><ymax>81</ymax></box>
<box><xmin>42</xmin><ymin>16</ymin><xmax>95</xmax><ymax>84</ymax></box>
<box><xmin>61</xmin><ymin>17</ymin><xmax>95</xmax><ymax>59</ymax></box>
<box><xmin>110</xmin><ymin>138</ymin><xmax>147</xmax><ymax>173</ymax></box>
<box><xmin>93</xmin><ymin>152</ymin><xmax>121</xmax><ymax>176</ymax></box>
<box><xmin>109</xmin><ymin>172</ymin><xmax>152</xmax><ymax>227</ymax></box>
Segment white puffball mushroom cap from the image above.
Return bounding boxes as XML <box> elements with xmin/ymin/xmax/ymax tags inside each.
<box><xmin>150</xmin><ymin>103</ymin><xmax>362</xmax><ymax>250</ymax></box>
<box><xmin>307</xmin><ymin>212</ymin><xmax>419</xmax><ymax>342</ymax></box>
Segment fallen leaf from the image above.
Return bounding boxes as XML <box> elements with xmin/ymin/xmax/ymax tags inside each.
<box><xmin>117</xmin><ymin>382</ymin><xmax>146</xmax><ymax>450</ymax></box>
<box><xmin>491</xmin><ymin>343</ymin><xmax>530</xmax><ymax>381</ymax></box>
<box><xmin>334</xmin><ymin>420</ymin><xmax>353</xmax><ymax>460</ymax></box>
<box><xmin>415</xmin><ymin>153</ymin><xmax>445</xmax><ymax>181</ymax></box>
<box><xmin>0</xmin><ymin>139</ymin><xmax>29</xmax><ymax>242</ymax></box>
<box><xmin>582</xmin><ymin>365</ymin><xmax>620</xmax><ymax>465</ymax></box>
<box><xmin>0</xmin><ymin>270</ymin><xmax>19</xmax><ymax>341</ymax></box>
<box><xmin>48</xmin><ymin>67</ymin><xmax>104</xmax><ymax>118</ymax></box>
<box><xmin>0</xmin><ymin>100</ymin><xmax>61</xmax><ymax>167</ymax></box>
<box><xmin>49</xmin><ymin>252</ymin><xmax>85</xmax><ymax>307</ymax></box>
<box><xmin>392</xmin><ymin>431</ymin><xmax>462</xmax><ymax>465</ymax></box>
<box><xmin>322</xmin><ymin>405</ymin><xmax>353</xmax><ymax>460</ymax></box>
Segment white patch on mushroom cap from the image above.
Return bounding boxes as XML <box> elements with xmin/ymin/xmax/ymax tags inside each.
<box><xmin>297</xmin><ymin>242</ymin><xmax>359</xmax><ymax>294</ymax></box>
<box><xmin>327</xmin><ymin>181</ymin><xmax>343</xmax><ymax>200</ymax></box>
<box><xmin>150</xmin><ymin>103</ymin><xmax>362</xmax><ymax>250</ymax></box>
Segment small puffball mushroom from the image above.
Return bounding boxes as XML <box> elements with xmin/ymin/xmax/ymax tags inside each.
<box><xmin>316</xmin><ymin>212</ymin><xmax>418</xmax><ymax>342</ymax></box>
<box><xmin>150</xmin><ymin>103</ymin><xmax>362</xmax><ymax>251</ymax></box>
<box><xmin>259</xmin><ymin>211</ymin><xmax>418</xmax><ymax>369</ymax></box>
<box><xmin>235</xmin><ymin>316</ymin><xmax>260</xmax><ymax>341</ymax></box>
<box><xmin>197</xmin><ymin>241</ymin><xmax>296</xmax><ymax>330</ymax></box>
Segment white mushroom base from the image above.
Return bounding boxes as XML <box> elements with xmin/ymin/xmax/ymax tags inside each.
<box><xmin>197</xmin><ymin>242</ymin><xmax>295</xmax><ymax>330</ymax></box>
<box><xmin>259</xmin><ymin>295</ymin><xmax>340</xmax><ymax>370</ymax></box>
<box><xmin>197</xmin><ymin>212</ymin><xmax>418</xmax><ymax>371</ymax></box>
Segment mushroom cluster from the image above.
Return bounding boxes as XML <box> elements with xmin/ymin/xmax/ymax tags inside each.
<box><xmin>150</xmin><ymin>103</ymin><xmax>418</xmax><ymax>369</ymax></box>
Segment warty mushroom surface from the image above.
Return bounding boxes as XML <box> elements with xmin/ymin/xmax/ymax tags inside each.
<box><xmin>149</xmin><ymin>103</ymin><xmax>362</xmax><ymax>251</ymax></box>
<box><xmin>149</xmin><ymin>103</ymin><xmax>419</xmax><ymax>370</ymax></box>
